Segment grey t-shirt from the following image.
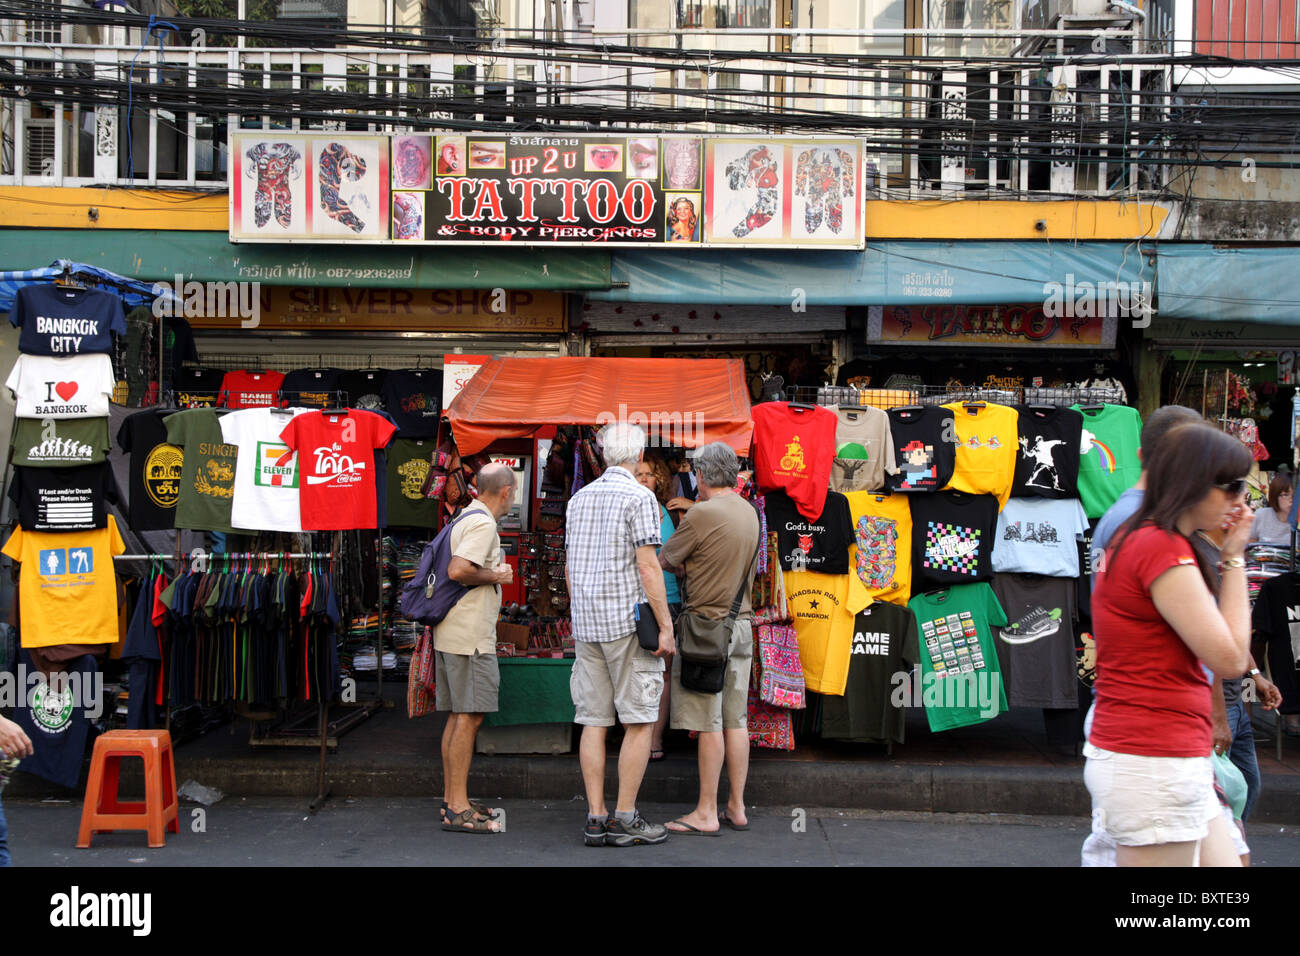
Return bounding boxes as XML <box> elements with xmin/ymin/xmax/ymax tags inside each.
<box><xmin>992</xmin><ymin>573</ymin><xmax>1079</xmax><ymax>709</ymax></box>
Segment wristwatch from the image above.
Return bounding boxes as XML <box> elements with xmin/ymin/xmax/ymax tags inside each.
<box><xmin>1219</xmin><ymin>556</ymin><xmax>1246</xmax><ymax>570</ymax></box>
<box><xmin>1248</xmin><ymin>667</ymin><xmax>1261</xmax><ymax>678</ymax></box>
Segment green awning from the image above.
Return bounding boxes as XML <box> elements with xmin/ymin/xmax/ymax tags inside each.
<box><xmin>0</xmin><ymin>229</ymin><xmax>610</xmax><ymax>290</ymax></box>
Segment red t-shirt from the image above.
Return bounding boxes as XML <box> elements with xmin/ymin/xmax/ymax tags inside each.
<box><xmin>220</xmin><ymin>370</ymin><xmax>285</xmax><ymax>409</ymax></box>
<box><xmin>1089</xmin><ymin>523</ymin><xmax>1213</xmax><ymax>757</ymax></box>
<box><xmin>751</xmin><ymin>402</ymin><xmax>837</xmax><ymax>521</ymax></box>
<box><xmin>279</xmin><ymin>409</ymin><xmax>396</xmax><ymax>530</ymax></box>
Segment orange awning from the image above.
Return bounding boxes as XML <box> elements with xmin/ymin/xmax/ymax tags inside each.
<box><xmin>447</xmin><ymin>357</ymin><xmax>753</xmax><ymax>456</ymax></box>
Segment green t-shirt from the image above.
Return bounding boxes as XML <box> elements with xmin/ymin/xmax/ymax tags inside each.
<box><xmin>1071</xmin><ymin>403</ymin><xmax>1142</xmax><ymax>519</ymax></box>
<box><xmin>907</xmin><ymin>582</ymin><xmax>1009</xmax><ymax>732</ymax></box>
<box><xmin>164</xmin><ymin>408</ymin><xmax>237</xmax><ymax>533</ymax></box>
<box><xmin>385</xmin><ymin>438</ymin><xmax>439</xmax><ymax>529</ymax></box>
<box><xmin>10</xmin><ymin>416</ymin><xmax>111</xmax><ymax>467</ymax></box>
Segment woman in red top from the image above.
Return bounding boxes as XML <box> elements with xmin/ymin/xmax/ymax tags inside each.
<box><xmin>1087</xmin><ymin>422</ymin><xmax>1252</xmax><ymax>867</ymax></box>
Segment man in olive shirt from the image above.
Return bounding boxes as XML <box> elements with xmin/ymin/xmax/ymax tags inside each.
<box><xmin>659</xmin><ymin>442</ymin><xmax>761</xmax><ymax>835</ymax></box>
<box><xmin>438</xmin><ymin>463</ymin><xmax>515</xmax><ymax>834</ymax></box>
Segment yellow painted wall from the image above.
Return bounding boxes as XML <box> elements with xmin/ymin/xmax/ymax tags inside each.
<box><xmin>0</xmin><ymin>187</ymin><xmax>226</xmax><ymax>231</ymax></box>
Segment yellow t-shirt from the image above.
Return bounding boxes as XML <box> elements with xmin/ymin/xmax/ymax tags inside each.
<box><xmin>844</xmin><ymin>490</ymin><xmax>913</xmax><ymax>606</ymax></box>
<box><xmin>784</xmin><ymin>569</ymin><xmax>872</xmax><ymax>696</ymax></box>
<box><xmin>941</xmin><ymin>402</ymin><xmax>1018</xmax><ymax>509</ymax></box>
<box><xmin>2</xmin><ymin>514</ymin><xmax>126</xmax><ymax>648</ymax></box>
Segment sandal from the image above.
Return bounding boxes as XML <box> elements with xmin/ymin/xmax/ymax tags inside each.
<box><xmin>441</xmin><ymin>806</ymin><xmax>502</xmax><ymax>834</ymax></box>
<box><xmin>649</xmin><ymin>749</ymin><xmax>665</xmax><ymax>762</ymax></box>
<box><xmin>441</xmin><ymin>800</ymin><xmax>502</xmax><ymax>822</ymax></box>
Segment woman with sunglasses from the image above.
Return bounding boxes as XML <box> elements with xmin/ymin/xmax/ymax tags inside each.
<box><xmin>1087</xmin><ymin>422</ymin><xmax>1254</xmax><ymax>866</ymax></box>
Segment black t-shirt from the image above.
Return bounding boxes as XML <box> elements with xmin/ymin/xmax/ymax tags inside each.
<box><xmin>173</xmin><ymin>366</ymin><xmax>224</xmax><ymax>408</ymax></box>
<box><xmin>1252</xmin><ymin>574</ymin><xmax>1300</xmax><ymax>714</ymax></box>
<box><xmin>886</xmin><ymin>406</ymin><xmax>955</xmax><ymax>493</ymax></box>
<box><xmin>7</xmin><ymin>463</ymin><xmax>119</xmax><ymax>532</ymax></box>
<box><xmin>382</xmin><ymin>369</ymin><xmax>443</xmax><ymax>438</ymax></box>
<box><xmin>991</xmin><ymin>573</ymin><xmax>1079</xmax><ymax>709</ymax></box>
<box><xmin>1077</xmin><ymin>517</ymin><xmax>1099</xmax><ymax>620</ymax></box>
<box><xmin>116</xmin><ymin>408</ymin><xmax>182</xmax><ymax>531</ymax></box>
<box><xmin>281</xmin><ymin>368</ymin><xmax>342</xmax><ymax>409</ymax></box>
<box><xmin>338</xmin><ymin>369</ymin><xmax>388</xmax><ymax>412</ymax></box>
<box><xmin>9</xmin><ymin>284</ymin><xmax>125</xmax><ymax>356</ymax></box>
<box><xmin>765</xmin><ymin>489</ymin><xmax>852</xmax><ymax>574</ymax></box>
<box><xmin>909</xmin><ymin>491</ymin><xmax>999</xmax><ymax>590</ymax></box>
<box><xmin>820</xmin><ymin>601</ymin><xmax>919</xmax><ymax>744</ymax></box>
<box><xmin>160</xmin><ymin>316</ymin><xmax>200</xmax><ymax>380</ymax></box>
<box><xmin>1012</xmin><ymin>405</ymin><xmax>1083</xmax><ymax>499</ymax></box>
<box><xmin>385</xmin><ymin>438</ymin><xmax>439</xmax><ymax>528</ymax></box>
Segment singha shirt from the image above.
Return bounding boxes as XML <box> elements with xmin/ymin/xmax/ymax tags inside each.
<box><xmin>10</xmin><ymin>417</ymin><xmax>111</xmax><ymax>468</ymax></box>
<box><xmin>992</xmin><ymin>497</ymin><xmax>1088</xmax><ymax>577</ymax></box>
<box><xmin>886</xmin><ymin>406</ymin><xmax>955</xmax><ymax>493</ymax></box>
<box><xmin>785</xmin><ymin>569</ymin><xmax>872</xmax><ymax>696</ymax></box>
<box><xmin>1072</xmin><ymin>404</ymin><xmax>1142</xmax><ymax>519</ymax></box>
<box><xmin>7</xmin><ymin>464</ymin><xmax>119</xmax><ymax>532</ymax></box>
<box><xmin>165</xmin><ymin>408</ymin><xmax>238</xmax><ymax>533</ymax></box>
<box><xmin>1012</xmin><ymin>405</ymin><xmax>1083</xmax><ymax>499</ymax></box>
<box><xmin>830</xmin><ymin>404</ymin><xmax>894</xmax><ymax>493</ymax></box>
<box><xmin>908</xmin><ymin>582</ymin><xmax>1009</xmax><ymax>732</ymax></box>
<box><xmin>752</xmin><ymin>402</ymin><xmax>837</xmax><ymax>521</ymax></box>
<box><xmin>6</xmin><ymin>353</ymin><xmax>114</xmax><ymax>419</ymax></box>
<box><xmin>9</xmin><ymin>284</ymin><xmax>125</xmax><ymax>355</ymax></box>
<box><xmin>941</xmin><ymin>401</ymin><xmax>1019</xmax><ymax>508</ymax></box>
<box><xmin>765</xmin><ymin>489</ymin><xmax>852</xmax><ymax>574</ymax></box>
<box><xmin>910</xmin><ymin>492</ymin><xmax>999</xmax><ymax>591</ymax></box>
<box><xmin>844</xmin><ymin>489</ymin><xmax>913</xmax><ymax>606</ymax></box>
<box><xmin>279</xmin><ymin>409</ymin><xmax>396</xmax><ymax>530</ymax></box>
<box><xmin>220</xmin><ymin>407</ymin><xmax>308</xmax><ymax>533</ymax></box>
<box><xmin>117</xmin><ymin>408</ymin><xmax>182</xmax><ymax>531</ymax></box>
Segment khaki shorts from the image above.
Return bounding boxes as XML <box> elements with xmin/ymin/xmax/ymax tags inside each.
<box><xmin>671</xmin><ymin>618</ymin><xmax>752</xmax><ymax>733</ymax></box>
<box><xmin>435</xmin><ymin>649</ymin><xmax>500</xmax><ymax>714</ymax></box>
<box><xmin>570</xmin><ymin>633</ymin><xmax>664</xmax><ymax>727</ymax></box>
<box><xmin>1083</xmin><ymin>743</ymin><xmax>1219</xmax><ymax>846</ymax></box>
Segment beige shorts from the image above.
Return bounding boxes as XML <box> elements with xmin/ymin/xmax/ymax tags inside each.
<box><xmin>570</xmin><ymin>633</ymin><xmax>664</xmax><ymax>727</ymax></box>
<box><xmin>671</xmin><ymin>618</ymin><xmax>753</xmax><ymax>733</ymax></box>
<box><xmin>435</xmin><ymin>649</ymin><xmax>500</xmax><ymax>714</ymax></box>
<box><xmin>1083</xmin><ymin>743</ymin><xmax>1219</xmax><ymax>846</ymax></box>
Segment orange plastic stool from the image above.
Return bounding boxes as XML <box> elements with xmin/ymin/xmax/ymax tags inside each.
<box><xmin>76</xmin><ymin>730</ymin><xmax>179</xmax><ymax>849</ymax></box>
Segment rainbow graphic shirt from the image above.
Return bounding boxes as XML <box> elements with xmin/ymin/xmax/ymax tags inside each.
<box><xmin>1072</xmin><ymin>403</ymin><xmax>1143</xmax><ymax>519</ymax></box>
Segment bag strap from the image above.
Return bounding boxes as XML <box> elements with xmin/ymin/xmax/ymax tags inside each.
<box><xmin>723</xmin><ymin>532</ymin><xmax>761</xmax><ymax>630</ymax></box>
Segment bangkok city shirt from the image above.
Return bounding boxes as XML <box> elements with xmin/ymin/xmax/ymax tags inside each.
<box><xmin>6</xmin><ymin>353</ymin><xmax>115</xmax><ymax>419</ymax></box>
<box><xmin>220</xmin><ymin>407</ymin><xmax>308</xmax><ymax>533</ymax></box>
<box><xmin>279</xmin><ymin>409</ymin><xmax>396</xmax><ymax>530</ymax></box>
<box><xmin>9</xmin><ymin>284</ymin><xmax>126</xmax><ymax>355</ymax></box>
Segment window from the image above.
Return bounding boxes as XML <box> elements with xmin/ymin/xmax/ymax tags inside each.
<box><xmin>28</xmin><ymin>0</ymin><xmax>62</xmax><ymax>44</ymax></box>
<box><xmin>927</xmin><ymin>0</ymin><xmax>1015</xmax><ymax>57</ymax></box>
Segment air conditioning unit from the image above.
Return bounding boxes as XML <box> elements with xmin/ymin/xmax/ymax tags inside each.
<box><xmin>24</xmin><ymin>119</ymin><xmax>55</xmax><ymax>178</ymax></box>
<box><xmin>1022</xmin><ymin>0</ymin><xmax>1114</xmax><ymax>27</ymax></box>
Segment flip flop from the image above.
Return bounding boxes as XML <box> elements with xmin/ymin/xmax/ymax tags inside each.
<box><xmin>719</xmin><ymin>811</ymin><xmax>750</xmax><ymax>831</ymax></box>
<box><xmin>649</xmin><ymin>749</ymin><xmax>665</xmax><ymax>762</ymax></box>
<box><xmin>666</xmin><ymin>818</ymin><xmax>721</xmax><ymax>837</ymax></box>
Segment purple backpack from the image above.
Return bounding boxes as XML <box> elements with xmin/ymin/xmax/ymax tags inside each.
<box><xmin>398</xmin><ymin>511</ymin><xmax>476</xmax><ymax>625</ymax></box>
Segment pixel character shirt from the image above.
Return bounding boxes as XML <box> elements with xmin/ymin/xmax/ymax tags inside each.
<box><xmin>886</xmin><ymin>405</ymin><xmax>955</xmax><ymax>493</ymax></box>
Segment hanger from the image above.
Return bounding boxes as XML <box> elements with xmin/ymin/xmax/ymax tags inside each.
<box><xmin>892</xmin><ymin>404</ymin><xmax>924</xmax><ymax>414</ymax></box>
<box><xmin>787</xmin><ymin>400</ymin><xmax>817</xmax><ymax>411</ymax></box>
<box><xmin>323</xmin><ymin>390</ymin><xmax>350</xmax><ymax>415</ymax></box>
<box><xmin>1026</xmin><ymin>403</ymin><xmax>1057</xmax><ymax>412</ymax></box>
<box><xmin>1077</xmin><ymin>402</ymin><xmax>1106</xmax><ymax>412</ymax></box>
<box><xmin>962</xmin><ymin>400</ymin><xmax>986</xmax><ymax>409</ymax></box>
<box><xmin>53</xmin><ymin>266</ymin><xmax>85</xmax><ymax>289</ymax></box>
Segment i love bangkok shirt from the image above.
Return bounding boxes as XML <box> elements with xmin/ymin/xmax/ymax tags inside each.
<box><xmin>6</xmin><ymin>353</ymin><xmax>114</xmax><ymax>419</ymax></box>
<box><xmin>279</xmin><ymin>409</ymin><xmax>396</xmax><ymax>530</ymax></box>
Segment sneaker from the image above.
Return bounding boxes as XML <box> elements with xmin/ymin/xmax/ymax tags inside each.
<box><xmin>583</xmin><ymin>816</ymin><xmax>609</xmax><ymax>847</ymax></box>
<box><xmin>604</xmin><ymin>813</ymin><xmax>668</xmax><ymax>847</ymax></box>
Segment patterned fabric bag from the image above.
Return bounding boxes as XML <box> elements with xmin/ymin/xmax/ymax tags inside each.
<box><xmin>747</xmin><ymin>687</ymin><xmax>795</xmax><ymax>750</ymax></box>
<box><xmin>753</xmin><ymin>623</ymin><xmax>806</xmax><ymax>709</ymax></box>
<box><xmin>407</xmin><ymin>627</ymin><xmax>436</xmax><ymax>718</ymax></box>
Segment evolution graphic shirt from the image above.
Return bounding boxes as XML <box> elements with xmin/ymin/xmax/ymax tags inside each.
<box><xmin>910</xmin><ymin>491</ymin><xmax>999</xmax><ymax>591</ymax></box>
<box><xmin>844</xmin><ymin>489</ymin><xmax>913</xmax><ymax>606</ymax></box>
<box><xmin>279</xmin><ymin>409</ymin><xmax>396</xmax><ymax>530</ymax></box>
<box><xmin>765</xmin><ymin>489</ymin><xmax>852</xmax><ymax>574</ymax></box>
<box><xmin>785</xmin><ymin>568</ymin><xmax>872</xmax><ymax>696</ymax></box>
<box><xmin>9</xmin><ymin>284</ymin><xmax>126</xmax><ymax>355</ymax></box>
<box><xmin>6</xmin><ymin>353</ymin><xmax>114</xmax><ymax>419</ymax></box>
<box><xmin>829</xmin><ymin>404</ymin><xmax>894</xmax><ymax>493</ymax></box>
<box><xmin>752</xmin><ymin>402</ymin><xmax>837</xmax><ymax>521</ymax></box>
<box><xmin>165</xmin><ymin>408</ymin><xmax>238</xmax><ymax>533</ymax></box>
<box><xmin>908</xmin><ymin>582</ymin><xmax>1009</xmax><ymax>732</ymax></box>
<box><xmin>886</xmin><ymin>405</ymin><xmax>954</xmax><ymax>493</ymax></box>
<box><xmin>117</xmin><ymin>408</ymin><xmax>182</xmax><ymax>531</ymax></box>
<box><xmin>8</xmin><ymin>464</ymin><xmax>119</xmax><ymax>533</ymax></box>
<box><xmin>992</xmin><ymin>496</ymin><xmax>1088</xmax><ymax>577</ymax></box>
<box><xmin>820</xmin><ymin>601</ymin><xmax>918</xmax><ymax>744</ymax></box>
<box><xmin>991</xmin><ymin>573</ymin><xmax>1079</xmax><ymax>709</ymax></box>
<box><xmin>1012</xmin><ymin>405</ymin><xmax>1083</xmax><ymax>499</ymax></box>
<box><xmin>941</xmin><ymin>402</ymin><xmax>1018</xmax><ymax>508</ymax></box>
<box><xmin>220</xmin><ymin>407</ymin><xmax>308</xmax><ymax>533</ymax></box>
<box><xmin>2</xmin><ymin>514</ymin><xmax>126</xmax><ymax>648</ymax></box>
<box><xmin>10</xmin><ymin>417</ymin><xmax>111</xmax><ymax>468</ymax></box>
<box><xmin>1072</xmin><ymin>403</ymin><xmax>1142</xmax><ymax>519</ymax></box>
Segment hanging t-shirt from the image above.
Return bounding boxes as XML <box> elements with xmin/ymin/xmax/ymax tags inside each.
<box><xmin>382</xmin><ymin>369</ymin><xmax>444</xmax><ymax>438</ymax></box>
<box><xmin>820</xmin><ymin>601</ymin><xmax>919</xmax><ymax>744</ymax></box>
<box><xmin>830</xmin><ymin>404</ymin><xmax>894</xmax><ymax>493</ymax></box>
<box><xmin>909</xmin><ymin>491</ymin><xmax>999</xmax><ymax>591</ymax></box>
<box><xmin>784</xmin><ymin>568</ymin><xmax>872</xmax><ymax>696</ymax></box>
<box><xmin>7</xmin><ymin>463</ymin><xmax>119</xmax><ymax>532</ymax></box>
<box><xmin>10</xmin><ymin>416</ymin><xmax>111</xmax><ymax>468</ymax></box>
<box><xmin>992</xmin><ymin>496</ymin><xmax>1088</xmax><ymax>577</ymax></box>
<box><xmin>12</xmin><ymin>650</ymin><xmax>97</xmax><ymax>788</ymax></box>
<box><xmin>6</xmin><ymin>353</ymin><xmax>114</xmax><ymax>419</ymax></box>
<box><xmin>1</xmin><ymin>514</ymin><xmax>126</xmax><ymax>648</ymax></box>
<box><xmin>173</xmin><ymin>366</ymin><xmax>224</xmax><ymax>408</ymax></box>
<box><xmin>9</xmin><ymin>283</ymin><xmax>125</xmax><ymax>355</ymax></box>
<box><xmin>386</xmin><ymin>438</ymin><xmax>440</xmax><ymax>528</ymax></box>
<box><xmin>279</xmin><ymin>409</ymin><xmax>397</xmax><ymax>531</ymax></box>
<box><xmin>159</xmin><ymin>316</ymin><xmax>200</xmax><ymax>380</ymax></box>
<box><xmin>908</xmin><ymin>582</ymin><xmax>1009</xmax><ymax>732</ymax></box>
<box><xmin>220</xmin><ymin>369</ymin><xmax>285</xmax><ymax>409</ymax></box>
<box><xmin>116</xmin><ymin>408</ymin><xmax>183</xmax><ymax>531</ymax></box>
<box><xmin>765</xmin><ymin>489</ymin><xmax>852</xmax><ymax>574</ymax></box>
<box><xmin>751</xmin><ymin>401</ymin><xmax>837</xmax><ymax>521</ymax></box>
<box><xmin>280</xmin><ymin>368</ymin><xmax>342</xmax><ymax>409</ymax></box>
<box><xmin>886</xmin><ymin>405</ymin><xmax>955</xmax><ymax>493</ymax></box>
<box><xmin>844</xmin><ymin>489</ymin><xmax>913</xmax><ymax>606</ymax></box>
<box><xmin>164</xmin><ymin>408</ymin><xmax>238</xmax><ymax>533</ymax></box>
<box><xmin>1252</xmin><ymin>574</ymin><xmax>1300</xmax><ymax>714</ymax></box>
<box><xmin>941</xmin><ymin>401</ymin><xmax>1018</xmax><ymax>508</ymax></box>
<box><xmin>1072</xmin><ymin>403</ymin><xmax>1143</xmax><ymax>519</ymax></box>
<box><xmin>1012</xmin><ymin>405</ymin><xmax>1083</xmax><ymax>499</ymax></box>
<box><xmin>991</xmin><ymin>573</ymin><xmax>1079</xmax><ymax>709</ymax></box>
<box><xmin>220</xmin><ymin>407</ymin><xmax>308</xmax><ymax>533</ymax></box>
<box><xmin>338</xmin><ymin>369</ymin><xmax>389</xmax><ymax>412</ymax></box>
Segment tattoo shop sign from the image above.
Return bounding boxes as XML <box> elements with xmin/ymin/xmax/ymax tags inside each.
<box><xmin>228</xmin><ymin>132</ymin><xmax>865</xmax><ymax>249</ymax></box>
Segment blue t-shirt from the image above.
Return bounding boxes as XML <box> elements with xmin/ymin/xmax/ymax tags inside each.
<box><xmin>10</xmin><ymin>284</ymin><xmax>126</xmax><ymax>356</ymax></box>
<box><xmin>659</xmin><ymin>506</ymin><xmax>681</xmax><ymax>605</ymax></box>
<box><xmin>992</xmin><ymin>497</ymin><xmax>1088</xmax><ymax>577</ymax></box>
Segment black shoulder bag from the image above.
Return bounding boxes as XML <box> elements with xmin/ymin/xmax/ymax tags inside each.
<box><xmin>675</xmin><ymin>538</ymin><xmax>760</xmax><ymax>694</ymax></box>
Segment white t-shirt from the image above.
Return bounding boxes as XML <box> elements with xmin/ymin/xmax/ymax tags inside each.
<box><xmin>5</xmin><ymin>353</ymin><xmax>114</xmax><ymax>419</ymax></box>
<box><xmin>220</xmin><ymin>407</ymin><xmax>308</xmax><ymax>533</ymax></box>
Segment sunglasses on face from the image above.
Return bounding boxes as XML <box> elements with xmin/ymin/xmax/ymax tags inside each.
<box><xmin>1215</xmin><ymin>479</ymin><xmax>1247</xmax><ymax>496</ymax></box>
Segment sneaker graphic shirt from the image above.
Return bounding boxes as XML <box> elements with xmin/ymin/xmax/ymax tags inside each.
<box><xmin>280</xmin><ymin>409</ymin><xmax>396</xmax><ymax>530</ymax></box>
<box><xmin>785</xmin><ymin>569</ymin><xmax>873</xmax><ymax>696</ymax></box>
<box><xmin>6</xmin><ymin>353</ymin><xmax>115</xmax><ymax>419</ymax></box>
<box><xmin>1012</xmin><ymin>405</ymin><xmax>1083</xmax><ymax>499</ymax></box>
<box><xmin>752</xmin><ymin>402</ymin><xmax>838</xmax><ymax>521</ymax></box>
<box><xmin>220</xmin><ymin>407</ymin><xmax>308</xmax><ymax>533</ymax></box>
<box><xmin>991</xmin><ymin>573</ymin><xmax>1079</xmax><ymax>708</ymax></box>
<box><xmin>910</xmin><ymin>491</ymin><xmax>999</xmax><ymax>591</ymax></box>
<box><xmin>941</xmin><ymin>402</ymin><xmax>1018</xmax><ymax>508</ymax></box>
<box><xmin>9</xmin><ymin>284</ymin><xmax>126</xmax><ymax>355</ymax></box>
<box><xmin>908</xmin><ymin>582</ymin><xmax>1009</xmax><ymax>732</ymax></box>
<box><xmin>1072</xmin><ymin>404</ymin><xmax>1142</xmax><ymax>519</ymax></box>
<box><xmin>886</xmin><ymin>406</ymin><xmax>955</xmax><ymax>493</ymax></box>
<box><xmin>844</xmin><ymin>490</ymin><xmax>913</xmax><ymax>605</ymax></box>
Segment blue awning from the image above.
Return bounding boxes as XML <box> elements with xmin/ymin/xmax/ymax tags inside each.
<box><xmin>1156</xmin><ymin>245</ymin><xmax>1300</xmax><ymax>323</ymax></box>
<box><xmin>589</xmin><ymin>241</ymin><xmax>1153</xmax><ymax>305</ymax></box>
<box><xmin>0</xmin><ymin>259</ymin><xmax>178</xmax><ymax>313</ymax></box>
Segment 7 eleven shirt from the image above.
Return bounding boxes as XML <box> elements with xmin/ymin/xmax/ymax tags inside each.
<box><xmin>279</xmin><ymin>409</ymin><xmax>396</xmax><ymax>531</ymax></box>
<box><xmin>220</xmin><ymin>407</ymin><xmax>309</xmax><ymax>533</ymax></box>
